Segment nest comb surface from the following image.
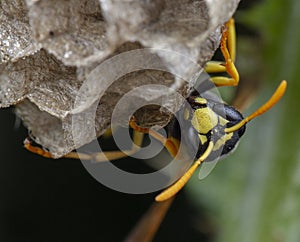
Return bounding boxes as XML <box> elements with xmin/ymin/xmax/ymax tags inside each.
<box><xmin>0</xmin><ymin>0</ymin><xmax>240</xmax><ymax>158</ymax></box>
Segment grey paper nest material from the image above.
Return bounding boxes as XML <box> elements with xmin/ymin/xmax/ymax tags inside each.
<box><xmin>0</xmin><ymin>0</ymin><xmax>240</xmax><ymax>158</ymax></box>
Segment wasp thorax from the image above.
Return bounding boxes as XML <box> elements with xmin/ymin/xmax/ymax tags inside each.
<box><xmin>191</xmin><ymin>108</ymin><xmax>218</xmax><ymax>134</ymax></box>
<box><xmin>187</xmin><ymin>96</ymin><xmax>247</xmax><ymax>161</ymax></box>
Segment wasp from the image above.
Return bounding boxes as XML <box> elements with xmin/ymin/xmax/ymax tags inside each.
<box><xmin>24</xmin><ymin>19</ymin><xmax>287</xmax><ymax>202</ymax></box>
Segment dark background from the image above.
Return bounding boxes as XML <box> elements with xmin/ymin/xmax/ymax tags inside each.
<box><xmin>0</xmin><ymin>107</ymin><xmax>212</xmax><ymax>241</ymax></box>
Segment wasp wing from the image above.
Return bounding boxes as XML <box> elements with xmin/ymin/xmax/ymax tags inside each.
<box><xmin>198</xmin><ymin>159</ymin><xmax>220</xmax><ymax>179</ymax></box>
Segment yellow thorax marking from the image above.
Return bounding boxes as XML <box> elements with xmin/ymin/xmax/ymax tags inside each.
<box><xmin>194</xmin><ymin>97</ymin><xmax>207</xmax><ymax>104</ymax></box>
<box><xmin>191</xmin><ymin>107</ymin><xmax>218</xmax><ymax>134</ymax></box>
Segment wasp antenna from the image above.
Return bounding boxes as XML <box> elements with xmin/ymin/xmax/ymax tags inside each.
<box><xmin>225</xmin><ymin>80</ymin><xmax>287</xmax><ymax>133</ymax></box>
<box><xmin>155</xmin><ymin>141</ymin><xmax>214</xmax><ymax>202</ymax></box>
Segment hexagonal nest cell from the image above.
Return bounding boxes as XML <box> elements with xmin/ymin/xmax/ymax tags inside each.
<box><xmin>0</xmin><ymin>0</ymin><xmax>240</xmax><ymax>157</ymax></box>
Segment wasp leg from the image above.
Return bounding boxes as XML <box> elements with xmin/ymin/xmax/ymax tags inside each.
<box><xmin>24</xmin><ymin>138</ymin><xmax>55</xmax><ymax>159</ymax></box>
<box><xmin>205</xmin><ymin>18</ymin><xmax>239</xmax><ymax>87</ymax></box>
<box><xmin>101</xmin><ymin>126</ymin><xmax>113</xmax><ymax>138</ymax></box>
<box><xmin>155</xmin><ymin>141</ymin><xmax>214</xmax><ymax>202</ymax></box>
<box><xmin>24</xmin><ymin>130</ymin><xmax>144</xmax><ymax>162</ymax></box>
<box><xmin>129</xmin><ymin>117</ymin><xmax>179</xmax><ymax>158</ymax></box>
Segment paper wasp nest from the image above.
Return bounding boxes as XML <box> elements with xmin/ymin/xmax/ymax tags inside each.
<box><xmin>0</xmin><ymin>0</ymin><xmax>240</xmax><ymax>158</ymax></box>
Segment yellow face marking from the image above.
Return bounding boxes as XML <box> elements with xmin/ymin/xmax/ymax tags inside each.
<box><xmin>213</xmin><ymin>133</ymin><xmax>233</xmax><ymax>151</ymax></box>
<box><xmin>198</xmin><ymin>134</ymin><xmax>208</xmax><ymax>145</ymax></box>
<box><xmin>194</xmin><ymin>97</ymin><xmax>207</xmax><ymax>104</ymax></box>
<box><xmin>191</xmin><ymin>107</ymin><xmax>218</xmax><ymax>134</ymax></box>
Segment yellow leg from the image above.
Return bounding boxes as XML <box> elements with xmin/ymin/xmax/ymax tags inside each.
<box><xmin>155</xmin><ymin>141</ymin><xmax>214</xmax><ymax>202</ymax></box>
<box><xmin>24</xmin><ymin>138</ymin><xmax>54</xmax><ymax>159</ymax></box>
<box><xmin>24</xmin><ymin>129</ymin><xmax>144</xmax><ymax>162</ymax></box>
<box><xmin>226</xmin><ymin>18</ymin><xmax>236</xmax><ymax>63</ymax></box>
<box><xmin>225</xmin><ymin>80</ymin><xmax>287</xmax><ymax>133</ymax></box>
<box><xmin>24</xmin><ymin>116</ymin><xmax>179</xmax><ymax>162</ymax></box>
<box><xmin>129</xmin><ymin>117</ymin><xmax>179</xmax><ymax>158</ymax></box>
<box><xmin>205</xmin><ymin>18</ymin><xmax>239</xmax><ymax>87</ymax></box>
